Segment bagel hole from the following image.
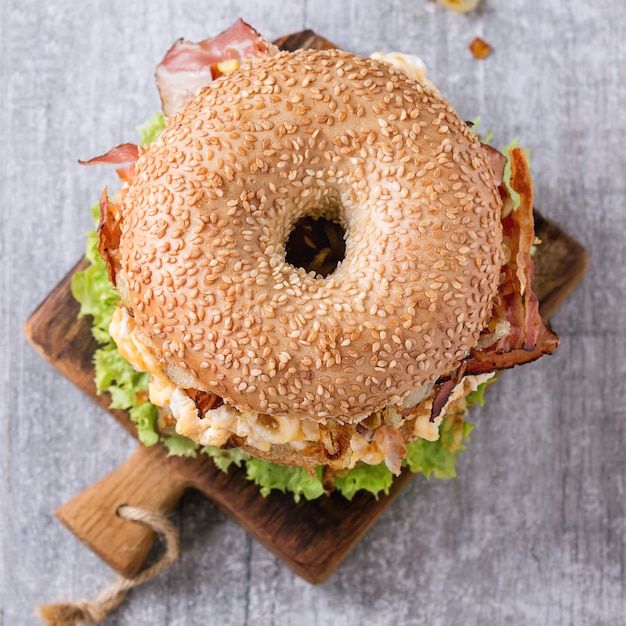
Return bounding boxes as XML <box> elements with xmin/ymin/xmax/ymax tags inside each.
<box><xmin>285</xmin><ymin>216</ymin><xmax>346</xmax><ymax>277</ymax></box>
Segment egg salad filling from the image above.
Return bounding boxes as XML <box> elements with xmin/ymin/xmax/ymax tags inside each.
<box><xmin>110</xmin><ymin>306</ymin><xmax>493</xmax><ymax>470</ymax></box>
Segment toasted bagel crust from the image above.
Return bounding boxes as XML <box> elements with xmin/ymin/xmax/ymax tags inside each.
<box><xmin>118</xmin><ymin>49</ymin><xmax>503</xmax><ymax>423</ymax></box>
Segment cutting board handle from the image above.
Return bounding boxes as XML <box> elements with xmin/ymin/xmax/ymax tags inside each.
<box><xmin>55</xmin><ymin>444</ymin><xmax>187</xmax><ymax>577</ymax></box>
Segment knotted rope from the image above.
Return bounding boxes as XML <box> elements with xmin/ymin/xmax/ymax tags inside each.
<box><xmin>36</xmin><ymin>505</ymin><xmax>179</xmax><ymax>625</ymax></box>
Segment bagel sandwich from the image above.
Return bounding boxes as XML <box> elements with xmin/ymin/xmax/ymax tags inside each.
<box><xmin>74</xmin><ymin>20</ymin><xmax>558</xmax><ymax>500</ymax></box>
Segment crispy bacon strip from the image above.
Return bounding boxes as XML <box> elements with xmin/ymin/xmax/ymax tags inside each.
<box><xmin>465</xmin><ymin>148</ymin><xmax>558</xmax><ymax>374</ymax></box>
<box><xmin>79</xmin><ymin>143</ymin><xmax>139</xmax><ymax>185</ymax></box>
<box><xmin>189</xmin><ymin>389</ymin><xmax>224</xmax><ymax>417</ymax></box>
<box><xmin>464</xmin><ymin>321</ymin><xmax>559</xmax><ymax>375</ymax></box>
<box><xmin>114</xmin><ymin>163</ymin><xmax>136</xmax><ymax>185</ymax></box>
<box><xmin>97</xmin><ymin>187</ymin><xmax>123</xmax><ymax>287</ymax></box>
<box><xmin>155</xmin><ymin>19</ymin><xmax>277</xmax><ymax>117</ymax></box>
<box><xmin>78</xmin><ymin>143</ymin><xmax>139</xmax><ymax>166</ymax></box>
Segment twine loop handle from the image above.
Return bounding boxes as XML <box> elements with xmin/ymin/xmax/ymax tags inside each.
<box><xmin>36</xmin><ymin>505</ymin><xmax>179</xmax><ymax>625</ymax></box>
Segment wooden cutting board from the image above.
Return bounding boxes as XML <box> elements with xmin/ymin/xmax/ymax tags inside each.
<box><xmin>23</xmin><ymin>30</ymin><xmax>589</xmax><ymax>585</ymax></box>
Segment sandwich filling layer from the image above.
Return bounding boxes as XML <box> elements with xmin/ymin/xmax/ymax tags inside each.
<box><xmin>110</xmin><ymin>305</ymin><xmax>493</xmax><ymax>471</ymax></box>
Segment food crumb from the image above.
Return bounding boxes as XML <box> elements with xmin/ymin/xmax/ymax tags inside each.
<box><xmin>469</xmin><ymin>37</ymin><xmax>493</xmax><ymax>59</ymax></box>
<box><xmin>436</xmin><ymin>0</ymin><xmax>480</xmax><ymax>12</ymax></box>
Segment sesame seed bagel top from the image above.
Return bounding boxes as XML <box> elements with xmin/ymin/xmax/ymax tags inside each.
<box><xmin>118</xmin><ymin>48</ymin><xmax>503</xmax><ymax>423</ymax></box>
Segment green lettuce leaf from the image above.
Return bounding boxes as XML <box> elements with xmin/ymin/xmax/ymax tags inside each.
<box><xmin>333</xmin><ymin>461</ymin><xmax>394</xmax><ymax>501</ymax></box>
<box><xmin>465</xmin><ymin>377</ymin><xmax>495</xmax><ymax>408</ymax></box>
<box><xmin>163</xmin><ymin>434</ymin><xmax>198</xmax><ymax>457</ymax></box>
<box><xmin>137</xmin><ymin>112</ymin><xmax>166</xmax><ymax>146</ymax></box>
<box><xmin>404</xmin><ymin>421</ymin><xmax>473</xmax><ymax>480</ymax></box>
<box><xmin>92</xmin><ymin>344</ymin><xmax>148</xmax><ymax>409</ymax></box>
<box><xmin>203</xmin><ymin>446</ymin><xmax>250</xmax><ymax>473</ymax></box>
<box><xmin>129</xmin><ymin>403</ymin><xmax>159</xmax><ymax>447</ymax></box>
<box><xmin>245</xmin><ymin>459</ymin><xmax>326</xmax><ymax>502</ymax></box>
<box><xmin>70</xmin><ymin>218</ymin><xmax>118</xmax><ymax>344</ymax></box>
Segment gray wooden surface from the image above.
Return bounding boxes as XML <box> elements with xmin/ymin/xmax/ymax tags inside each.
<box><xmin>1</xmin><ymin>1</ymin><xmax>624</xmax><ymax>624</ymax></box>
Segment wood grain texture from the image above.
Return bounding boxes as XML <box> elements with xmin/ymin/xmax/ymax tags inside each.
<box><xmin>55</xmin><ymin>445</ymin><xmax>188</xmax><ymax>577</ymax></box>
<box><xmin>4</xmin><ymin>2</ymin><xmax>625</xmax><ymax>625</ymax></box>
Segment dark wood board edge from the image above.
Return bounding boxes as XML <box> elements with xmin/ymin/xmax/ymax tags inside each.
<box><xmin>273</xmin><ymin>30</ymin><xmax>337</xmax><ymax>52</ymax></box>
<box><xmin>176</xmin><ymin>449</ymin><xmax>417</xmax><ymax>583</ymax></box>
<box><xmin>533</xmin><ymin>211</ymin><xmax>589</xmax><ymax>320</ymax></box>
